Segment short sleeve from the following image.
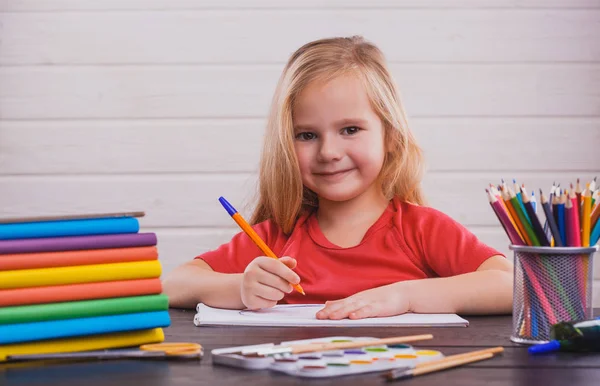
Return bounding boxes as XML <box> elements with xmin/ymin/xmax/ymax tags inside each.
<box><xmin>413</xmin><ymin>207</ymin><xmax>503</xmax><ymax>277</ymax></box>
<box><xmin>196</xmin><ymin>219</ymin><xmax>287</xmax><ymax>274</ymax></box>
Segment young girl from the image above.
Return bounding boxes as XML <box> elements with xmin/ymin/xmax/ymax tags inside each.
<box><xmin>163</xmin><ymin>36</ymin><xmax>513</xmax><ymax>319</ymax></box>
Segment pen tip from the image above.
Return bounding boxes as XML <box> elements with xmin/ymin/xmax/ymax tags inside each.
<box><xmin>218</xmin><ymin>196</ymin><xmax>238</xmax><ymax>216</ymax></box>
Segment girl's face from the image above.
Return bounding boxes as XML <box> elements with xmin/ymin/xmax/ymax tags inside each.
<box><xmin>292</xmin><ymin>74</ymin><xmax>386</xmax><ymax>204</ymax></box>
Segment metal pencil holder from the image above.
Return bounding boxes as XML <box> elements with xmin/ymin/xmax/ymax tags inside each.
<box><xmin>510</xmin><ymin>245</ymin><xmax>599</xmax><ymax>344</ymax></box>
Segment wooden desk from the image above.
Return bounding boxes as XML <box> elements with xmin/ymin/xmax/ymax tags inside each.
<box><xmin>2</xmin><ymin>308</ymin><xmax>600</xmax><ymax>386</ymax></box>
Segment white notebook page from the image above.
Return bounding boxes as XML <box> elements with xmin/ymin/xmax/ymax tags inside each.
<box><xmin>194</xmin><ymin>304</ymin><xmax>468</xmax><ymax>327</ymax></box>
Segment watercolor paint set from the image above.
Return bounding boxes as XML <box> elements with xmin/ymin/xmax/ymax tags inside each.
<box><xmin>210</xmin><ymin>336</ymin><xmax>443</xmax><ymax>378</ymax></box>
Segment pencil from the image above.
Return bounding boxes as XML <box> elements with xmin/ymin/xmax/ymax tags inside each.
<box><xmin>591</xmin><ymin>216</ymin><xmax>600</xmax><ymax>246</ymax></box>
<box><xmin>503</xmin><ymin>188</ymin><xmax>532</xmax><ymax>245</ymax></box>
<box><xmin>556</xmin><ymin>192</ymin><xmax>567</xmax><ymax>247</ymax></box>
<box><xmin>521</xmin><ymin>188</ymin><xmax>549</xmax><ymax>246</ymax></box>
<box><xmin>582</xmin><ymin>186</ymin><xmax>592</xmax><ymax>247</ymax></box>
<box><xmin>575</xmin><ymin>178</ymin><xmax>582</xmax><ymax>217</ymax></box>
<box><xmin>591</xmin><ymin>202</ymin><xmax>600</xmax><ymax>234</ymax></box>
<box><xmin>497</xmin><ymin>186</ymin><xmax>525</xmax><ymax>241</ymax></box>
<box><xmin>566</xmin><ymin>191</ymin><xmax>582</xmax><ymax>247</ymax></box>
<box><xmin>218</xmin><ymin>196</ymin><xmax>305</xmax><ymax>295</ymax></box>
<box><xmin>509</xmin><ymin>187</ymin><xmax>539</xmax><ymax>246</ymax></box>
<box><xmin>514</xmin><ymin>180</ymin><xmax>532</xmax><ymax>225</ymax></box>
<box><xmin>540</xmin><ymin>190</ymin><xmax>563</xmax><ymax>246</ymax></box>
<box><xmin>530</xmin><ymin>190</ymin><xmax>537</xmax><ymax>213</ymax></box>
<box><xmin>486</xmin><ymin>189</ymin><xmax>524</xmax><ymax>245</ymax></box>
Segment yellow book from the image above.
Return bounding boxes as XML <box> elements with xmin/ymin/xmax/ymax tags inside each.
<box><xmin>0</xmin><ymin>328</ymin><xmax>164</xmax><ymax>362</ymax></box>
<box><xmin>0</xmin><ymin>260</ymin><xmax>161</xmax><ymax>290</ymax></box>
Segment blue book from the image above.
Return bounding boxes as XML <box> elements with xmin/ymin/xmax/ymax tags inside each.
<box><xmin>0</xmin><ymin>311</ymin><xmax>171</xmax><ymax>345</ymax></box>
<box><xmin>0</xmin><ymin>217</ymin><xmax>140</xmax><ymax>240</ymax></box>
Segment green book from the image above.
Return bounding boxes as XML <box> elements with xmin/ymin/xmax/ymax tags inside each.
<box><xmin>0</xmin><ymin>295</ymin><xmax>168</xmax><ymax>325</ymax></box>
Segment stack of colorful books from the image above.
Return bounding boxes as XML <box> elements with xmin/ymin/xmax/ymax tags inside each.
<box><xmin>0</xmin><ymin>212</ymin><xmax>170</xmax><ymax>361</ymax></box>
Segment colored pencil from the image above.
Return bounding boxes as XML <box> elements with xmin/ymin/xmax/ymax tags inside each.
<box><xmin>590</xmin><ymin>177</ymin><xmax>597</xmax><ymax>192</ymax></box>
<box><xmin>530</xmin><ymin>190</ymin><xmax>537</xmax><ymax>213</ymax></box>
<box><xmin>509</xmin><ymin>188</ymin><xmax>539</xmax><ymax>246</ymax></box>
<box><xmin>540</xmin><ymin>190</ymin><xmax>563</xmax><ymax>247</ymax></box>
<box><xmin>591</xmin><ymin>202</ymin><xmax>600</xmax><ymax>238</ymax></box>
<box><xmin>591</xmin><ymin>217</ymin><xmax>600</xmax><ymax>246</ymax></box>
<box><xmin>575</xmin><ymin>178</ymin><xmax>582</xmax><ymax>217</ymax></box>
<box><xmin>556</xmin><ymin>192</ymin><xmax>567</xmax><ymax>247</ymax></box>
<box><xmin>582</xmin><ymin>186</ymin><xmax>592</xmax><ymax>247</ymax></box>
<box><xmin>218</xmin><ymin>196</ymin><xmax>305</xmax><ymax>295</ymax></box>
<box><xmin>514</xmin><ymin>180</ymin><xmax>532</xmax><ymax>225</ymax></box>
<box><xmin>486</xmin><ymin>190</ymin><xmax>524</xmax><ymax>245</ymax></box>
<box><xmin>566</xmin><ymin>192</ymin><xmax>582</xmax><ymax>247</ymax></box>
<box><xmin>490</xmin><ymin>184</ymin><xmax>521</xmax><ymax>234</ymax></box>
<box><xmin>521</xmin><ymin>189</ymin><xmax>549</xmax><ymax>246</ymax></box>
<box><xmin>503</xmin><ymin>188</ymin><xmax>533</xmax><ymax>246</ymax></box>
<box><xmin>565</xmin><ymin>196</ymin><xmax>586</xmax><ymax>315</ymax></box>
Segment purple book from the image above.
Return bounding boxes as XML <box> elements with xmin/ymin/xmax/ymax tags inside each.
<box><xmin>0</xmin><ymin>233</ymin><xmax>157</xmax><ymax>254</ymax></box>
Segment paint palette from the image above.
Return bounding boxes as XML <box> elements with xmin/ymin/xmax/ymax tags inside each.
<box><xmin>211</xmin><ymin>336</ymin><xmax>443</xmax><ymax>378</ymax></box>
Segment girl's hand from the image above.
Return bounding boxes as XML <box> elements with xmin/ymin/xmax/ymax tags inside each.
<box><xmin>240</xmin><ymin>256</ymin><xmax>300</xmax><ymax>310</ymax></box>
<box><xmin>316</xmin><ymin>283</ymin><xmax>411</xmax><ymax>320</ymax></box>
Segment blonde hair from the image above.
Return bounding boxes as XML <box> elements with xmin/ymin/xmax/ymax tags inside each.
<box><xmin>250</xmin><ymin>36</ymin><xmax>425</xmax><ymax>234</ymax></box>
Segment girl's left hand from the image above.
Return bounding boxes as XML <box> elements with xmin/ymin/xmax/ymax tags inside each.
<box><xmin>316</xmin><ymin>283</ymin><xmax>411</xmax><ymax>320</ymax></box>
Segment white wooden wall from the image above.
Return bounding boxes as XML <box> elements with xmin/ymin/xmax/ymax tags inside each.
<box><xmin>1</xmin><ymin>1</ymin><xmax>599</xmax><ymax>304</ymax></box>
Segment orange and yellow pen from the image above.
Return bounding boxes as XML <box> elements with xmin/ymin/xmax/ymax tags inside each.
<box><xmin>218</xmin><ymin>196</ymin><xmax>305</xmax><ymax>295</ymax></box>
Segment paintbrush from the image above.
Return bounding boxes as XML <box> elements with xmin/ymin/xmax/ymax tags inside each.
<box><xmin>240</xmin><ymin>334</ymin><xmax>433</xmax><ymax>357</ymax></box>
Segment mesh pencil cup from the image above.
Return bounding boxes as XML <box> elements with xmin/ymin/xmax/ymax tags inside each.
<box><xmin>510</xmin><ymin>245</ymin><xmax>599</xmax><ymax>345</ymax></box>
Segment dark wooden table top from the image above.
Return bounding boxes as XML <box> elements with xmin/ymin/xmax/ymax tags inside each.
<box><xmin>2</xmin><ymin>308</ymin><xmax>599</xmax><ymax>386</ymax></box>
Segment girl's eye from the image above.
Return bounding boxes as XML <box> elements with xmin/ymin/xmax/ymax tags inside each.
<box><xmin>295</xmin><ymin>132</ymin><xmax>316</xmax><ymax>141</ymax></box>
<box><xmin>342</xmin><ymin>126</ymin><xmax>360</xmax><ymax>135</ymax></box>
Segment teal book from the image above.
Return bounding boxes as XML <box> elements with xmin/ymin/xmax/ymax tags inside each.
<box><xmin>0</xmin><ymin>311</ymin><xmax>171</xmax><ymax>345</ymax></box>
<box><xmin>0</xmin><ymin>217</ymin><xmax>139</xmax><ymax>240</ymax></box>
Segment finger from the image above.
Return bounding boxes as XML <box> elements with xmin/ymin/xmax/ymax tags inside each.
<box><xmin>327</xmin><ymin>299</ymin><xmax>369</xmax><ymax>320</ymax></box>
<box><xmin>255</xmin><ymin>269</ymin><xmax>294</xmax><ymax>294</ymax></box>
<box><xmin>258</xmin><ymin>257</ymin><xmax>301</xmax><ymax>285</ymax></box>
<box><xmin>316</xmin><ymin>300</ymin><xmax>343</xmax><ymax>319</ymax></box>
<box><xmin>278</xmin><ymin>256</ymin><xmax>297</xmax><ymax>270</ymax></box>
<box><xmin>244</xmin><ymin>296</ymin><xmax>277</xmax><ymax>310</ymax></box>
<box><xmin>316</xmin><ymin>299</ymin><xmax>349</xmax><ymax>317</ymax></box>
<box><xmin>348</xmin><ymin>304</ymin><xmax>379</xmax><ymax>320</ymax></box>
<box><xmin>252</xmin><ymin>283</ymin><xmax>287</xmax><ymax>302</ymax></box>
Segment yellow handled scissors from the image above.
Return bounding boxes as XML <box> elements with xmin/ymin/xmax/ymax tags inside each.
<box><xmin>6</xmin><ymin>342</ymin><xmax>203</xmax><ymax>362</ymax></box>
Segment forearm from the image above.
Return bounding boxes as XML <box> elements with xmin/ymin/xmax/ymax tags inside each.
<box><xmin>401</xmin><ymin>269</ymin><xmax>513</xmax><ymax>315</ymax></box>
<box><xmin>162</xmin><ymin>260</ymin><xmax>244</xmax><ymax>310</ymax></box>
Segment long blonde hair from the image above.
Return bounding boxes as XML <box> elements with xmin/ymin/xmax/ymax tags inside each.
<box><xmin>250</xmin><ymin>36</ymin><xmax>425</xmax><ymax>234</ymax></box>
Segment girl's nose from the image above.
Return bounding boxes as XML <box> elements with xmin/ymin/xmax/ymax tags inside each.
<box><xmin>317</xmin><ymin>136</ymin><xmax>343</xmax><ymax>162</ymax></box>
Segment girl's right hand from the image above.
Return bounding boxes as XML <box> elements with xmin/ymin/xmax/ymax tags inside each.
<box><xmin>241</xmin><ymin>256</ymin><xmax>300</xmax><ymax>310</ymax></box>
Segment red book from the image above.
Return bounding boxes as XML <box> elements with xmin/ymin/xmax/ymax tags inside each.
<box><xmin>0</xmin><ymin>278</ymin><xmax>162</xmax><ymax>307</ymax></box>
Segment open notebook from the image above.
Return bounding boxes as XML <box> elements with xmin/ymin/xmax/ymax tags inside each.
<box><xmin>194</xmin><ymin>304</ymin><xmax>469</xmax><ymax>327</ymax></box>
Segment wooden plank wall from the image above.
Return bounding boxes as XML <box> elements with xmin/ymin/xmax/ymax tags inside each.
<box><xmin>1</xmin><ymin>0</ymin><xmax>599</xmax><ymax>303</ymax></box>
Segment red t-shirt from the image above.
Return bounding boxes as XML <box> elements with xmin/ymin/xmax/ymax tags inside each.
<box><xmin>197</xmin><ymin>197</ymin><xmax>502</xmax><ymax>304</ymax></box>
